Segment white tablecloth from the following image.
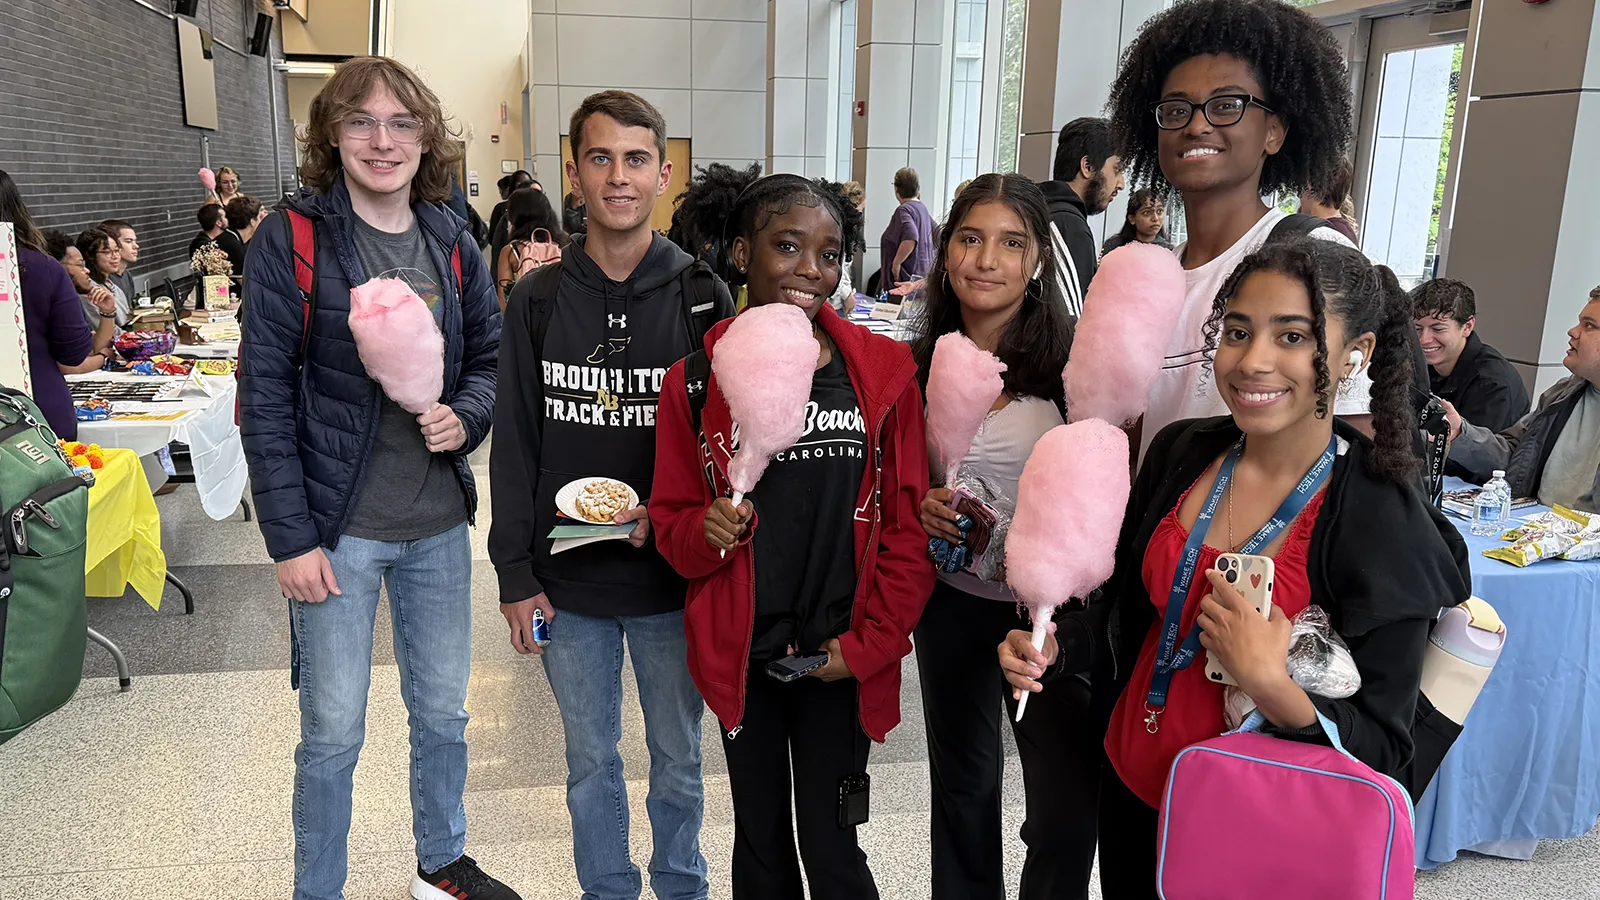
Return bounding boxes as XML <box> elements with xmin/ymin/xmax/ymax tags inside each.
<box><xmin>69</xmin><ymin>373</ymin><xmax>247</xmax><ymax>521</ymax></box>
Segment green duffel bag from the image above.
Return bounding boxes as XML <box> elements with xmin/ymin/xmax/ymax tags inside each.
<box><xmin>0</xmin><ymin>387</ymin><xmax>89</xmax><ymax>746</ymax></box>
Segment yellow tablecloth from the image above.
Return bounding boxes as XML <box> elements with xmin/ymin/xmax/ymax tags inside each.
<box><xmin>84</xmin><ymin>448</ymin><xmax>166</xmax><ymax>610</ymax></box>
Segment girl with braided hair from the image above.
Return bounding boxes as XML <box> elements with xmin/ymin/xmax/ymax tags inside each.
<box><xmin>651</xmin><ymin>172</ymin><xmax>932</xmax><ymax>899</ymax></box>
<box><xmin>1002</xmin><ymin>239</ymin><xmax>1468</xmax><ymax>897</ymax></box>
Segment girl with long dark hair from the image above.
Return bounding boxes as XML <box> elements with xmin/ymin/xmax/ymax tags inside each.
<box><xmin>651</xmin><ymin>171</ymin><xmax>933</xmax><ymax>899</ymax></box>
<box><xmin>496</xmin><ymin>185</ymin><xmax>567</xmax><ymax>307</ymax></box>
<box><xmin>907</xmin><ymin>173</ymin><xmax>1093</xmax><ymax>899</ymax></box>
<box><xmin>0</xmin><ymin>170</ymin><xmax>115</xmax><ymax>438</ymax></box>
<box><xmin>1000</xmin><ymin>239</ymin><xmax>1468</xmax><ymax>899</ymax></box>
<box><xmin>1101</xmin><ymin>188</ymin><xmax>1172</xmax><ymax>255</ymax></box>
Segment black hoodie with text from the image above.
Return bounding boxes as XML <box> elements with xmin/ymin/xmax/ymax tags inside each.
<box><xmin>490</xmin><ymin>232</ymin><xmax>733</xmax><ymax>616</ymax></box>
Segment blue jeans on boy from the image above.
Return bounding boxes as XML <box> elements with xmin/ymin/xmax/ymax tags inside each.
<box><xmin>289</xmin><ymin>523</ymin><xmax>473</xmax><ymax>900</ymax></box>
<box><xmin>542</xmin><ymin>608</ymin><xmax>708</xmax><ymax>900</ymax></box>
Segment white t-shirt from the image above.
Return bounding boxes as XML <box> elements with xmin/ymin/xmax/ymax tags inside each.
<box><xmin>1141</xmin><ymin>208</ymin><xmax>1367</xmax><ymax>458</ymax></box>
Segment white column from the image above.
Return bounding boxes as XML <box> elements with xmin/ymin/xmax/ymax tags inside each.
<box><xmin>528</xmin><ymin>3</ymin><xmax>562</xmax><ymax>188</ymax></box>
<box><xmin>767</xmin><ymin>0</ymin><xmax>836</xmax><ymax>177</ymax></box>
<box><xmin>1014</xmin><ymin>0</ymin><xmax>1163</xmax><ymax>245</ymax></box>
<box><xmin>854</xmin><ymin>0</ymin><xmax>945</xmax><ymax>279</ymax></box>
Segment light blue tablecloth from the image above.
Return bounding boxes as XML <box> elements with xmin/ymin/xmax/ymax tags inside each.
<box><xmin>1414</xmin><ymin>479</ymin><xmax>1600</xmax><ymax>868</ymax></box>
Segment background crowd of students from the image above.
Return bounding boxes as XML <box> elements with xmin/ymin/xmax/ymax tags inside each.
<box><xmin>0</xmin><ymin>0</ymin><xmax>1551</xmax><ymax>897</ymax></box>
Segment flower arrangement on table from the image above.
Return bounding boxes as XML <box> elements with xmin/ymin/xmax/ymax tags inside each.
<box><xmin>190</xmin><ymin>244</ymin><xmax>233</xmax><ymax>277</ymax></box>
<box><xmin>58</xmin><ymin>440</ymin><xmax>107</xmax><ymax>470</ymax></box>
<box><xmin>190</xmin><ymin>243</ymin><xmax>235</xmax><ymax>312</ymax></box>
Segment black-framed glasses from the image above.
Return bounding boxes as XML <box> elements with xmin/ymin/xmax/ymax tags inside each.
<box><xmin>1153</xmin><ymin>94</ymin><xmax>1274</xmax><ymax>131</ymax></box>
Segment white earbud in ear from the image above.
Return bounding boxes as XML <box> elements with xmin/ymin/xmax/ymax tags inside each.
<box><xmin>1032</xmin><ymin>262</ymin><xmax>1043</xmax><ymax>281</ymax></box>
<box><xmin>1348</xmin><ymin>349</ymin><xmax>1365</xmax><ymax>370</ymax></box>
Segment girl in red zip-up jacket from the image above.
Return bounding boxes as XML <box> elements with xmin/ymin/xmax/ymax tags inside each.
<box><xmin>651</xmin><ymin>173</ymin><xmax>934</xmax><ymax>899</ymax></box>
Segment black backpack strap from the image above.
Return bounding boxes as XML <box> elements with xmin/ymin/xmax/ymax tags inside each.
<box><xmin>514</xmin><ymin>261</ymin><xmax>564</xmax><ymax>440</ymax></box>
<box><xmin>682</xmin><ymin>348</ymin><xmax>715</xmax><ymax>491</ymax></box>
<box><xmin>678</xmin><ymin>259</ymin><xmax>734</xmax><ymax>353</ymax></box>
<box><xmin>1266</xmin><ymin>213</ymin><xmax>1328</xmax><ymax>245</ymax></box>
<box><xmin>683</xmin><ymin>349</ymin><xmax>711</xmax><ymax>434</ymax></box>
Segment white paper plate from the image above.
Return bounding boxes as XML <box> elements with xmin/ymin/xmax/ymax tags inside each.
<box><xmin>556</xmin><ymin>477</ymin><xmax>640</xmax><ymax>525</ymax></box>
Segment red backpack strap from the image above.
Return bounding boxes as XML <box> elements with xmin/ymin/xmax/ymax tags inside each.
<box><xmin>285</xmin><ymin>209</ymin><xmax>317</xmax><ymax>361</ymax></box>
<box><xmin>236</xmin><ymin>208</ymin><xmax>316</xmax><ymax>426</ymax></box>
<box><xmin>450</xmin><ymin>241</ymin><xmax>463</xmax><ymax>300</ymax></box>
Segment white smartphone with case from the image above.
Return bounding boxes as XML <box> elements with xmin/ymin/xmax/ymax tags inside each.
<box><xmin>1205</xmin><ymin>553</ymin><xmax>1275</xmax><ymax>687</ymax></box>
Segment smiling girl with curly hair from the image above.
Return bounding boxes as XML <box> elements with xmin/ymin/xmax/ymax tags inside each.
<box><xmin>1106</xmin><ymin>0</ymin><xmax>1383</xmax><ymax>460</ymax></box>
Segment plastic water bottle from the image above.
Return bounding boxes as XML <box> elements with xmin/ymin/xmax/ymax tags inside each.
<box><xmin>1471</xmin><ymin>471</ymin><xmax>1512</xmax><ymax>537</ymax></box>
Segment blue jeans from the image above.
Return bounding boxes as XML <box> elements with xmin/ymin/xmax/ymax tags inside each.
<box><xmin>289</xmin><ymin>523</ymin><xmax>472</xmax><ymax>900</ymax></box>
<box><xmin>542</xmin><ymin>608</ymin><xmax>708</xmax><ymax>900</ymax></box>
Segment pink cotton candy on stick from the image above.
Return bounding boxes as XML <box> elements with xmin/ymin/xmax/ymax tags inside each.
<box><xmin>348</xmin><ymin>277</ymin><xmax>444</xmax><ymax>415</ymax></box>
<box><xmin>198</xmin><ymin>168</ymin><xmax>216</xmax><ymax>192</ymax></box>
<box><xmin>712</xmin><ymin>302</ymin><xmax>820</xmax><ymax>500</ymax></box>
<box><xmin>1063</xmin><ymin>241</ymin><xmax>1187</xmax><ymax>425</ymax></box>
<box><xmin>926</xmin><ymin>332</ymin><xmax>1007</xmax><ymax>485</ymax></box>
<box><xmin>1006</xmin><ymin>418</ymin><xmax>1131</xmax><ymax>720</ymax></box>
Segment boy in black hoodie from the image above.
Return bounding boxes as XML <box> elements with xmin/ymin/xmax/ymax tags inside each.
<box><xmin>1036</xmin><ymin>117</ymin><xmax>1123</xmax><ymax>315</ymax></box>
<box><xmin>490</xmin><ymin>91</ymin><xmax>734</xmax><ymax>900</ymax></box>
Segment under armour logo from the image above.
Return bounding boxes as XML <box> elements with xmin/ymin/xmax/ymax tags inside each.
<box><xmin>608</xmin><ymin>314</ymin><xmax>628</xmax><ymax>329</ymax></box>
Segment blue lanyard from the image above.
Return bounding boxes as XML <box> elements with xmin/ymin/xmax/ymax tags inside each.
<box><xmin>1142</xmin><ymin>436</ymin><xmax>1337</xmax><ymax>729</ymax></box>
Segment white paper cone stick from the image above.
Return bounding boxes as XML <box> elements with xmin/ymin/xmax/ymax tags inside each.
<box><xmin>720</xmin><ymin>491</ymin><xmax>746</xmax><ymax>559</ymax></box>
<box><xmin>1014</xmin><ymin>622</ymin><xmax>1048</xmax><ymax>722</ymax></box>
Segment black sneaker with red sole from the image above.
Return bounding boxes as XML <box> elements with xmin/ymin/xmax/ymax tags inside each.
<box><xmin>411</xmin><ymin>855</ymin><xmax>522</xmax><ymax>900</ymax></box>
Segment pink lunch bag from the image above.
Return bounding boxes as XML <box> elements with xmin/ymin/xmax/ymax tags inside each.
<box><xmin>1157</xmin><ymin>710</ymin><xmax>1414</xmax><ymax>900</ymax></box>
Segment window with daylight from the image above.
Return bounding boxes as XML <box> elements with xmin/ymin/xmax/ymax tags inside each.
<box><xmin>944</xmin><ymin>0</ymin><xmax>987</xmax><ymax>205</ymax></box>
<box><xmin>835</xmin><ymin>0</ymin><xmax>858</xmax><ymax>183</ymax></box>
<box><xmin>993</xmin><ymin>0</ymin><xmax>1026</xmax><ymax>174</ymax></box>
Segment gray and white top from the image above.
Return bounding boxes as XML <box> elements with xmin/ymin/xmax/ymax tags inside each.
<box><xmin>936</xmin><ymin>395</ymin><xmax>1065</xmax><ymax>602</ymax></box>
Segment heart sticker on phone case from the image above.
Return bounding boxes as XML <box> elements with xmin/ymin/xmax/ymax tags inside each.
<box><xmin>1251</xmin><ymin>573</ymin><xmax>1262</xmax><ymax>589</ymax></box>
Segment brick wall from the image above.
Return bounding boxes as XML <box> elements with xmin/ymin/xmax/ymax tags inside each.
<box><xmin>0</xmin><ymin>0</ymin><xmax>296</xmax><ymax>284</ymax></box>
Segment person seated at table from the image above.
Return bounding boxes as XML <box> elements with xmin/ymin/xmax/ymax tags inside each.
<box><xmin>1000</xmin><ymin>238</ymin><xmax>1470</xmax><ymax>898</ymax></box>
<box><xmin>1</xmin><ymin>172</ymin><xmax>115</xmax><ymax>440</ymax></box>
<box><xmin>46</xmin><ymin>228</ymin><xmax>121</xmax><ymax>347</ymax></box>
<box><xmin>99</xmin><ymin>219</ymin><xmax>141</xmax><ymax>304</ymax></box>
<box><xmin>1415</xmin><ymin>278</ymin><xmax>1529</xmax><ymax>437</ymax></box>
<box><xmin>189</xmin><ymin>202</ymin><xmax>226</xmax><ymax>259</ymax></box>
<box><xmin>1446</xmin><ymin>286</ymin><xmax>1600</xmax><ymax>513</ymax></box>
<box><xmin>75</xmin><ymin>225</ymin><xmax>130</xmax><ymax>330</ymax></box>
<box><xmin>218</xmin><ymin>196</ymin><xmax>266</xmax><ymax>285</ymax></box>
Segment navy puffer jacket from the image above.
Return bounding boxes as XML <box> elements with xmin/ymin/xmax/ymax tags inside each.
<box><xmin>240</xmin><ymin>177</ymin><xmax>501</xmax><ymax>562</ymax></box>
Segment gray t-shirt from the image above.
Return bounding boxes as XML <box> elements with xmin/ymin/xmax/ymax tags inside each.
<box><xmin>342</xmin><ymin>216</ymin><xmax>467</xmax><ymax>542</ymax></box>
<box><xmin>1537</xmin><ymin>385</ymin><xmax>1600</xmax><ymax>513</ymax></box>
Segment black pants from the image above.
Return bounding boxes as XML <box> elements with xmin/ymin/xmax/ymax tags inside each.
<box><xmin>914</xmin><ymin>581</ymin><xmax>1102</xmax><ymax>900</ymax></box>
<box><xmin>721</xmin><ymin>664</ymin><xmax>877</xmax><ymax>900</ymax></box>
<box><xmin>1096</xmin><ymin>761</ymin><xmax>1160</xmax><ymax>900</ymax></box>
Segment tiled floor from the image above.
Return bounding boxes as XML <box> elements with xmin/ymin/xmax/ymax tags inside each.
<box><xmin>2</xmin><ymin>446</ymin><xmax>1596</xmax><ymax>899</ymax></box>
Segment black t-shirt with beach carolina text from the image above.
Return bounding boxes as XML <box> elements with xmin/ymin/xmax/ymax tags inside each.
<box><xmin>749</xmin><ymin>352</ymin><xmax>868</xmax><ymax>660</ymax></box>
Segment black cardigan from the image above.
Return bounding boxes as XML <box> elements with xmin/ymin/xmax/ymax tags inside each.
<box><xmin>1052</xmin><ymin>417</ymin><xmax>1471</xmax><ymax>779</ymax></box>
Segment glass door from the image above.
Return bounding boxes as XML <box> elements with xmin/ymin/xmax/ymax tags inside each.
<box><xmin>1355</xmin><ymin>14</ymin><xmax>1466</xmax><ymax>289</ymax></box>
